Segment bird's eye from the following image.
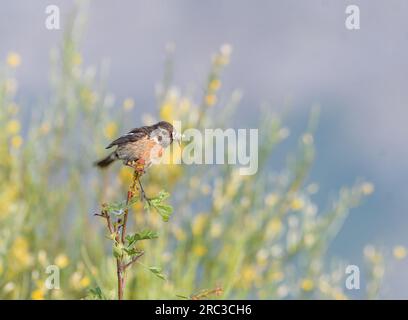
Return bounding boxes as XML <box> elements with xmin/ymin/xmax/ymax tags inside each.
<box><xmin>158</xmin><ymin>136</ymin><xmax>162</xmax><ymax>142</ymax></box>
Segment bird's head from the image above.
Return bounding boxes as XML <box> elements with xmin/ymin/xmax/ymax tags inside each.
<box><xmin>151</xmin><ymin>121</ymin><xmax>183</xmax><ymax>147</ymax></box>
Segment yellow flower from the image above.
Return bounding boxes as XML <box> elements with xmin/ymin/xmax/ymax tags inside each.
<box><xmin>210</xmin><ymin>223</ymin><xmax>222</xmax><ymax>238</ymax></box>
<box><xmin>209</xmin><ymin>79</ymin><xmax>221</xmax><ymax>91</ymax></box>
<box><xmin>160</xmin><ymin>103</ymin><xmax>174</xmax><ymax>122</ymax></box>
<box><xmin>6</xmin><ymin>120</ymin><xmax>21</xmax><ymax>135</ymax></box>
<box><xmin>10</xmin><ymin>237</ymin><xmax>32</xmax><ymax>270</ymax></box>
<box><xmin>123</xmin><ymin>98</ymin><xmax>135</xmax><ymax>111</ymax></box>
<box><xmin>393</xmin><ymin>246</ymin><xmax>407</xmax><ymax>260</ymax></box>
<box><xmin>361</xmin><ymin>182</ymin><xmax>374</xmax><ymax>195</ymax></box>
<box><xmin>31</xmin><ymin>289</ymin><xmax>44</xmax><ymax>300</ymax></box>
<box><xmin>79</xmin><ymin>276</ymin><xmax>91</xmax><ymax>288</ymax></box>
<box><xmin>55</xmin><ymin>254</ymin><xmax>69</xmax><ymax>269</ymax></box>
<box><xmin>290</xmin><ymin>198</ymin><xmax>304</xmax><ymax>211</ymax></box>
<box><xmin>104</xmin><ymin>122</ymin><xmax>118</xmax><ymax>140</ymax></box>
<box><xmin>267</xmin><ymin>218</ymin><xmax>282</xmax><ymax>235</ymax></box>
<box><xmin>192</xmin><ymin>213</ymin><xmax>207</xmax><ymax>236</ymax></box>
<box><xmin>193</xmin><ymin>244</ymin><xmax>207</xmax><ymax>257</ymax></box>
<box><xmin>300</xmin><ymin>278</ymin><xmax>314</xmax><ymax>292</ymax></box>
<box><xmin>6</xmin><ymin>52</ymin><xmax>21</xmax><ymax>67</ymax></box>
<box><xmin>205</xmin><ymin>94</ymin><xmax>217</xmax><ymax>107</ymax></box>
<box><xmin>242</xmin><ymin>265</ymin><xmax>257</xmax><ymax>286</ymax></box>
<box><xmin>72</xmin><ymin>52</ymin><xmax>82</xmax><ymax>66</ymax></box>
<box><xmin>11</xmin><ymin>135</ymin><xmax>23</xmax><ymax>148</ymax></box>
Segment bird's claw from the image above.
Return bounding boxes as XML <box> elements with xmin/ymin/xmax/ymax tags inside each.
<box><xmin>125</xmin><ymin>160</ymin><xmax>146</xmax><ymax>174</ymax></box>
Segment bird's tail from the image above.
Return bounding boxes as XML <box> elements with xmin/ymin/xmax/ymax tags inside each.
<box><xmin>94</xmin><ymin>152</ymin><xmax>118</xmax><ymax>168</ymax></box>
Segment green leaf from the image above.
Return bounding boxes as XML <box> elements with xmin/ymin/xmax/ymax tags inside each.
<box><xmin>123</xmin><ymin>247</ymin><xmax>143</xmax><ymax>257</ymax></box>
<box><xmin>155</xmin><ymin>204</ymin><xmax>173</xmax><ymax>222</ymax></box>
<box><xmin>144</xmin><ymin>190</ymin><xmax>173</xmax><ymax>222</ymax></box>
<box><xmin>104</xmin><ymin>197</ymin><xmax>139</xmax><ymax>216</ymax></box>
<box><xmin>126</xmin><ymin>230</ymin><xmax>158</xmax><ymax>247</ymax></box>
<box><xmin>176</xmin><ymin>294</ymin><xmax>189</xmax><ymax>300</ymax></box>
<box><xmin>135</xmin><ymin>230</ymin><xmax>159</xmax><ymax>240</ymax></box>
<box><xmin>156</xmin><ymin>190</ymin><xmax>170</xmax><ymax>201</ymax></box>
<box><xmin>148</xmin><ymin>266</ymin><xmax>166</xmax><ymax>280</ymax></box>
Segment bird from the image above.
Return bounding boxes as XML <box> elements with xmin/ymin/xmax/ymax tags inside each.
<box><xmin>95</xmin><ymin>120</ymin><xmax>182</xmax><ymax>199</ymax></box>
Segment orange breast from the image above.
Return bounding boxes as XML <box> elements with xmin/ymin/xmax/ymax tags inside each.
<box><xmin>129</xmin><ymin>137</ymin><xmax>163</xmax><ymax>163</ymax></box>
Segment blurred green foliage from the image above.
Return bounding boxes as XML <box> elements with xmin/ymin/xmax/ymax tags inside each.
<box><xmin>0</xmin><ymin>6</ymin><xmax>394</xmax><ymax>300</ymax></box>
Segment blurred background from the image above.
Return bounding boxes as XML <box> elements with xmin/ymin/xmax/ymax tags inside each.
<box><xmin>0</xmin><ymin>0</ymin><xmax>407</xmax><ymax>299</ymax></box>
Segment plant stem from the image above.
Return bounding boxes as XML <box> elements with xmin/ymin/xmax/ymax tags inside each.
<box><xmin>97</xmin><ymin>168</ymin><xmax>143</xmax><ymax>300</ymax></box>
<box><xmin>116</xmin><ymin>169</ymin><xmax>140</xmax><ymax>300</ymax></box>
<box><xmin>117</xmin><ymin>259</ymin><xmax>124</xmax><ymax>300</ymax></box>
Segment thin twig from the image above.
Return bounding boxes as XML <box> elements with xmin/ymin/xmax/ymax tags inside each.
<box><xmin>117</xmin><ymin>259</ymin><xmax>124</xmax><ymax>299</ymax></box>
<box><xmin>117</xmin><ymin>168</ymin><xmax>141</xmax><ymax>299</ymax></box>
<box><xmin>122</xmin><ymin>251</ymin><xmax>145</xmax><ymax>270</ymax></box>
<box><xmin>95</xmin><ymin>211</ymin><xmax>114</xmax><ymax>234</ymax></box>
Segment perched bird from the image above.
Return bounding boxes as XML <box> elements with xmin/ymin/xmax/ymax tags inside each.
<box><xmin>95</xmin><ymin>121</ymin><xmax>182</xmax><ymax>198</ymax></box>
<box><xmin>95</xmin><ymin>121</ymin><xmax>181</xmax><ymax>169</ymax></box>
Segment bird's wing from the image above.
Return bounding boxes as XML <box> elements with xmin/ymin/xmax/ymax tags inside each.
<box><xmin>105</xmin><ymin>126</ymin><xmax>149</xmax><ymax>149</ymax></box>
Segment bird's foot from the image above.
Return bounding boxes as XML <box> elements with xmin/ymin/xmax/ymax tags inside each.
<box><xmin>125</xmin><ymin>160</ymin><xmax>135</xmax><ymax>167</ymax></box>
<box><xmin>134</xmin><ymin>160</ymin><xmax>146</xmax><ymax>174</ymax></box>
<box><xmin>125</xmin><ymin>160</ymin><xmax>145</xmax><ymax>174</ymax></box>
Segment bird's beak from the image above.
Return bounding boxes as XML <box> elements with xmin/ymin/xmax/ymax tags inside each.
<box><xmin>173</xmin><ymin>131</ymin><xmax>183</xmax><ymax>146</ymax></box>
